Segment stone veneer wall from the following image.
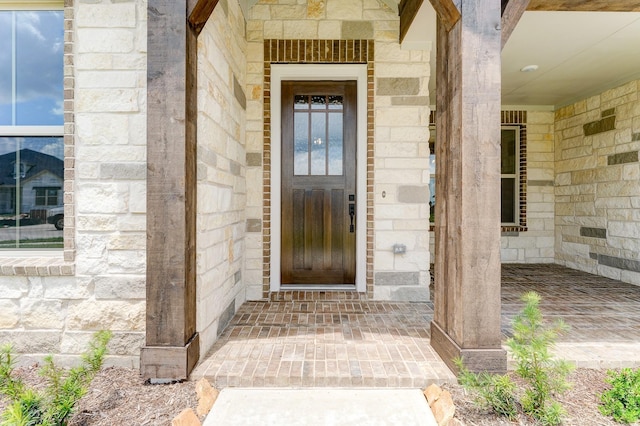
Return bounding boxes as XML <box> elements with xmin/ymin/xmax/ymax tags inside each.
<box><xmin>428</xmin><ymin>110</ymin><xmax>556</xmax><ymax>263</ymax></box>
<box><xmin>243</xmin><ymin>0</ymin><xmax>432</xmax><ymax>301</ymax></box>
<box><xmin>501</xmin><ymin>110</ymin><xmax>555</xmax><ymax>263</ymax></box>
<box><xmin>195</xmin><ymin>0</ymin><xmax>248</xmax><ymax>358</ymax></box>
<box><xmin>0</xmin><ymin>0</ymin><xmax>147</xmax><ymax>367</ymax></box>
<box><xmin>555</xmin><ymin>80</ymin><xmax>640</xmax><ymax>286</ymax></box>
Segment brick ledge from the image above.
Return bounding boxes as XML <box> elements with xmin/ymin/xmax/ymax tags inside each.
<box><xmin>0</xmin><ymin>256</ymin><xmax>74</xmax><ymax>276</ymax></box>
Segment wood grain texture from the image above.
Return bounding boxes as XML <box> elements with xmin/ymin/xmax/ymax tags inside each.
<box><xmin>399</xmin><ymin>0</ymin><xmax>424</xmax><ymax>43</ymax></box>
<box><xmin>432</xmin><ymin>0</ymin><xmax>504</xmax><ymax>357</ymax></box>
<box><xmin>145</xmin><ymin>0</ymin><xmax>199</xmax><ymax>379</ymax></box>
<box><xmin>428</xmin><ymin>0</ymin><xmax>461</xmax><ymax>32</ymax></box>
<box><xmin>188</xmin><ymin>0</ymin><xmax>219</xmax><ymax>35</ymax></box>
<box><xmin>280</xmin><ymin>82</ymin><xmax>356</xmax><ymax>285</ymax></box>
<box><xmin>528</xmin><ymin>0</ymin><xmax>640</xmax><ymax>11</ymax></box>
<box><xmin>501</xmin><ymin>0</ymin><xmax>531</xmax><ymax>49</ymax></box>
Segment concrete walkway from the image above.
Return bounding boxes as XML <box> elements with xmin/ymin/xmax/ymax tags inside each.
<box><xmin>203</xmin><ymin>388</ymin><xmax>438</xmax><ymax>426</ymax></box>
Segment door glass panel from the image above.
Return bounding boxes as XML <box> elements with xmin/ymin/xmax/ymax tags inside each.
<box><xmin>310</xmin><ymin>113</ymin><xmax>326</xmax><ymax>175</ymax></box>
<box><xmin>293</xmin><ymin>112</ymin><xmax>309</xmax><ymax>175</ymax></box>
<box><xmin>501</xmin><ymin>128</ymin><xmax>516</xmax><ymax>174</ymax></box>
<box><xmin>327</xmin><ymin>113</ymin><xmax>343</xmax><ymax>175</ymax></box>
<box><xmin>294</xmin><ymin>95</ymin><xmax>308</xmax><ymax>109</ymax></box>
<box><xmin>328</xmin><ymin>95</ymin><xmax>343</xmax><ymax>110</ymax></box>
<box><xmin>311</xmin><ymin>95</ymin><xmax>326</xmax><ymax>110</ymax></box>
<box><xmin>501</xmin><ymin>178</ymin><xmax>516</xmax><ymax>223</ymax></box>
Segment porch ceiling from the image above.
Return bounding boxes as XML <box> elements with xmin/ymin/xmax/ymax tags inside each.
<box><xmin>403</xmin><ymin>3</ymin><xmax>640</xmax><ymax>108</ymax></box>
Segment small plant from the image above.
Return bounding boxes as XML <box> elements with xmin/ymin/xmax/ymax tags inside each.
<box><xmin>454</xmin><ymin>358</ymin><xmax>518</xmax><ymax>420</ymax></box>
<box><xmin>507</xmin><ymin>291</ymin><xmax>574</xmax><ymax>425</ymax></box>
<box><xmin>599</xmin><ymin>368</ymin><xmax>640</xmax><ymax>424</ymax></box>
<box><xmin>455</xmin><ymin>291</ymin><xmax>573</xmax><ymax>426</ymax></box>
<box><xmin>0</xmin><ymin>330</ymin><xmax>111</xmax><ymax>426</ymax></box>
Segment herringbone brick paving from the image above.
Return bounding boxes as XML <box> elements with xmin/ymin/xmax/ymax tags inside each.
<box><xmin>192</xmin><ymin>264</ymin><xmax>640</xmax><ymax>387</ymax></box>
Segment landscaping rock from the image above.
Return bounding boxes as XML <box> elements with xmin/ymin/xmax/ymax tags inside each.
<box><xmin>195</xmin><ymin>378</ymin><xmax>219</xmax><ymax>416</ymax></box>
<box><xmin>431</xmin><ymin>390</ymin><xmax>455</xmax><ymax>426</ymax></box>
<box><xmin>171</xmin><ymin>408</ymin><xmax>201</xmax><ymax>426</ymax></box>
<box><xmin>423</xmin><ymin>383</ymin><xmax>442</xmax><ymax>405</ymax></box>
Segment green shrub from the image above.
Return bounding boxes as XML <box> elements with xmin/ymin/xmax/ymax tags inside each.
<box><xmin>599</xmin><ymin>368</ymin><xmax>640</xmax><ymax>424</ymax></box>
<box><xmin>455</xmin><ymin>291</ymin><xmax>573</xmax><ymax>426</ymax></box>
<box><xmin>0</xmin><ymin>330</ymin><xmax>111</xmax><ymax>426</ymax></box>
<box><xmin>454</xmin><ymin>358</ymin><xmax>518</xmax><ymax>419</ymax></box>
<box><xmin>507</xmin><ymin>291</ymin><xmax>574</xmax><ymax>425</ymax></box>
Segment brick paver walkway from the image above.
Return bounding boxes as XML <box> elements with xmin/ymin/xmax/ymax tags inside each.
<box><xmin>192</xmin><ymin>264</ymin><xmax>640</xmax><ymax>387</ymax></box>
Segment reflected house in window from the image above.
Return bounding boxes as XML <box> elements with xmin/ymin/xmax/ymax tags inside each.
<box><xmin>0</xmin><ymin>148</ymin><xmax>63</xmax><ymax>223</ymax></box>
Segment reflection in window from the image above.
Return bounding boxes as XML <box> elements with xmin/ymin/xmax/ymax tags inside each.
<box><xmin>0</xmin><ymin>9</ymin><xmax>64</xmax><ymax>249</ymax></box>
<box><xmin>292</xmin><ymin>94</ymin><xmax>344</xmax><ymax>176</ymax></box>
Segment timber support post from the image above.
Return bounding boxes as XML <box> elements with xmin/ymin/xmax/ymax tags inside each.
<box><xmin>430</xmin><ymin>0</ymin><xmax>507</xmax><ymax>373</ymax></box>
<box><xmin>141</xmin><ymin>0</ymin><xmax>203</xmax><ymax>381</ymax></box>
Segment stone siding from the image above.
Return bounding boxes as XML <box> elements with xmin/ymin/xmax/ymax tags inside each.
<box><xmin>244</xmin><ymin>0</ymin><xmax>432</xmax><ymax>301</ymax></box>
<box><xmin>0</xmin><ymin>0</ymin><xmax>148</xmax><ymax>367</ymax></box>
<box><xmin>555</xmin><ymin>80</ymin><xmax>640</xmax><ymax>286</ymax></box>
<box><xmin>196</xmin><ymin>0</ymin><xmax>248</xmax><ymax>358</ymax></box>
<box><xmin>501</xmin><ymin>111</ymin><xmax>556</xmax><ymax>263</ymax></box>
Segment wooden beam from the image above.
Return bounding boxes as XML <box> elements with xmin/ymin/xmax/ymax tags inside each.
<box><xmin>142</xmin><ymin>0</ymin><xmax>199</xmax><ymax>381</ymax></box>
<box><xmin>527</xmin><ymin>0</ymin><xmax>640</xmax><ymax>11</ymax></box>
<box><xmin>428</xmin><ymin>0</ymin><xmax>461</xmax><ymax>32</ymax></box>
<box><xmin>431</xmin><ymin>0</ymin><xmax>506</xmax><ymax>374</ymax></box>
<box><xmin>399</xmin><ymin>0</ymin><xmax>424</xmax><ymax>43</ymax></box>
<box><xmin>501</xmin><ymin>0</ymin><xmax>531</xmax><ymax>49</ymax></box>
<box><xmin>188</xmin><ymin>0</ymin><xmax>219</xmax><ymax>35</ymax></box>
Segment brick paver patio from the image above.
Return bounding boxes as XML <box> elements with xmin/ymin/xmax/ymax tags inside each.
<box><xmin>192</xmin><ymin>264</ymin><xmax>640</xmax><ymax>387</ymax></box>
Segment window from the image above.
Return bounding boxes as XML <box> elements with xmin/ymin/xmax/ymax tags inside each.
<box><xmin>429</xmin><ymin>125</ymin><xmax>523</xmax><ymax>226</ymax></box>
<box><xmin>34</xmin><ymin>187</ymin><xmax>60</xmax><ymax>206</ymax></box>
<box><xmin>0</xmin><ymin>6</ymin><xmax>64</xmax><ymax>249</ymax></box>
<box><xmin>500</xmin><ymin>127</ymin><xmax>519</xmax><ymax>224</ymax></box>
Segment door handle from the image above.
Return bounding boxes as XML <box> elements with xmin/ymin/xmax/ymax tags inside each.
<box><xmin>349</xmin><ymin>203</ymin><xmax>355</xmax><ymax>233</ymax></box>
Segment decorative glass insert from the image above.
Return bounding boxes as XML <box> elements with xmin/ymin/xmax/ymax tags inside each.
<box><xmin>292</xmin><ymin>94</ymin><xmax>344</xmax><ymax>176</ymax></box>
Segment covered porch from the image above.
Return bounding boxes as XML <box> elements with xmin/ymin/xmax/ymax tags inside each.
<box><xmin>192</xmin><ymin>264</ymin><xmax>640</xmax><ymax>387</ymax></box>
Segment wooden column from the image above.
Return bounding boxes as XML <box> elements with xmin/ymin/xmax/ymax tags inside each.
<box><xmin>141</xmin><ymin>0</ymin><xmax>200</xmax><ymax>381</ymax></box>
<box><xmin>430</xmin><ymin>0</ymin><xmax>506</xmax><ymax>373</ymax></box>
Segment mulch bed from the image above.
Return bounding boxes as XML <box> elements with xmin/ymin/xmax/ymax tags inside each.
<box><xmin>0</xmin><ymin>367</ymin><xmax>631</xmax><ymax>425</ymax></box>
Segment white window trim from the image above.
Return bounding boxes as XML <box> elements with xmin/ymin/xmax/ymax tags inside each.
<box><xmin>270</xmin><ymin>64</ymin><xmax>368</xmax><ymax>292</ymax></box>
<box><xmin>0</xmin><ymin>126</ymin><xmax>63</xmax><ymax>136</ymax></box>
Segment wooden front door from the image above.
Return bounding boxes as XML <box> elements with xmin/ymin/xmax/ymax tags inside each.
<box><xmin>281</xmin><ymin>81</ymin><xmax>357</xmax><ymax>285</ymax></box>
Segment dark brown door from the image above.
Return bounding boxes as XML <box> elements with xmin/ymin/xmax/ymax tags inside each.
<box><xmin>281</xmin><ymin>81</ymin><xmax>357</xmax><ymax>285</ymax></box>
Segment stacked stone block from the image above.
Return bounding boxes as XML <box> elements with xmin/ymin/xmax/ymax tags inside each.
<box><xmin>501</xmin><ymin>110</ymin><xmax>556</xmax><ymax>263</ymax></box>
<box><xmin>243</xmin><ymin>0</ymin><xmax>432</xmax><ymax>301</ymax></box>
<box><xmin>196</xmin><ymin>0</ymin><xmax>248</xmax><ymax>358</ymax></box>
<box><xmin>0</xmin><ymin>0</ymin><xmax>148</xmax><ymax>367</ymax></box>
<box><xmin>555</xmin><ymin>79</ymin><xmax>640</xmax><ymax>286</ymax></box>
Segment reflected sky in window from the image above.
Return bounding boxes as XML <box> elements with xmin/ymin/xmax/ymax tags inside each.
<box><xmin>0</xmin><ymin>10</ymin><xmax>64</xmax><ymax>126</ymax></box>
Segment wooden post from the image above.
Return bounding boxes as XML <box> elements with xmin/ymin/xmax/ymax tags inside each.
<box><xmin>141</xmin><ymin>0</ymin><xmax>201</xmax><ymax>381</ymax></box>
<box><xmin>431</xmin><ymin>0</ymin><xmax>506</xmax><ymax>373</ymax></box>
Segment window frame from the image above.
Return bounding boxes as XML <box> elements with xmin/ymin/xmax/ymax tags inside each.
<box><xmin>0</xmin><ymin>4</ymin><xmax>65</xmax><ymax>252</ymax></box>
<box><xmin>500</xmin><ymin>125</ymin><xmax>520</xmax><ymax>226</ymax></box>
<box><xmin>429</xmin><ymin>124</ymin><xmax>524</xmax><ymax>227</ymax></box>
